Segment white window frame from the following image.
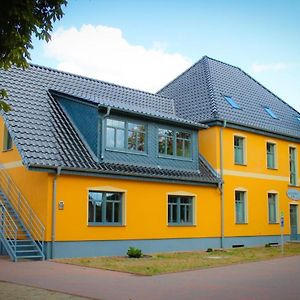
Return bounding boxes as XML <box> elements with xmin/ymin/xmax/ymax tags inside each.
<box><xmin>266</xmin><ymin>141</ymin><xmax>278</xmax><ymax>170</ymax></box>
<box><xmin>289</xmin><ymin>146</ymin><xmax>298</xmax><ymax>186</ymax></box>
<box><xmin>234</xmin><ymin>188</ymin><xmax>248</xmax><ymax>224</ymax></box>
<box><xmin>267</xmin><ymin>191</ymin><xmax>279</xmax><ymax>224</ymax></box>
<box><xmin>233</xmin><ymin>134</ymin><xmax>247</xmax><ymax>165</ymax></box>
<box><xmin>3</xmin><ymin>124</ymin><xmax>13</xmax><ymax>151</ymax></box>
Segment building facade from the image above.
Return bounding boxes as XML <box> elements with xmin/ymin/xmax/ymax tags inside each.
<box><xmin>0</xmin><ymin>56</ymin><xmax>299</xmax><ymax>261</ymax></box>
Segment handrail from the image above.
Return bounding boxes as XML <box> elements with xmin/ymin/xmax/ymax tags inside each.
<box><xmin>0</xmin><ymin>167</ymin><xmax>45</xmax><ymax>253</ymax></box>
<box><xmin>0</xmin><ymin>201</ymin><xmax>18</xmax><ymax>259</ymax></box>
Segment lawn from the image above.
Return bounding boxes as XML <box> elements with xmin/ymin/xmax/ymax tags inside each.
<box><xmin>55</xmin><ymin>243</ymin><xmax>300</xmax><ymax>276</ymax></box>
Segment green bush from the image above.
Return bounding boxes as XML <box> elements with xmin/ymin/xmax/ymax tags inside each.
<box><xmin>206</xmin><ymin>248</ymin><xmax>213</xmax><ymax>252</ymax></box>
<box><xmin>127</xmin><ymin>246</ymin><xmax>143</xmax><ymax>258</ymax></box>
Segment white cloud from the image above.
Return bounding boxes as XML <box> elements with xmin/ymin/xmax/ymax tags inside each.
<box><xmin>44</xmin><ymin>24</ymin><xmax>192</xmax><ymax>92</ymax></box>
<box><xmin>251</xmin><ymin>62</ymin><xmax>292</xmax><ymax>73</ymax></box>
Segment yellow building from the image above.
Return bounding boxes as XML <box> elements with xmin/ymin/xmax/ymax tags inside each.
<box><xmin>0</xmin><ymin>56</ymin><xmax>299</xmax><ymax>261</ymax></box>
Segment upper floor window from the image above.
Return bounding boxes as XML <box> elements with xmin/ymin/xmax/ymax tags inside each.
<box><xmin>106</xmin><ymin>118</ymin><xmax>145</xmax><ymax>152</ymax></box>
<box><xmin>158</xmin><ymin>128</ymin><xmax>191</xmax><ymax>158</ymax></box>
<box><xmin>266</xmin><ymin>142</ymin><xmax>276</xmax><ymax>169</ymax></box>
<box><xmin>234</xmin><ymin>136</ymin><xmax>245</xmax><ymax>165</ymax></box>
<box><xmin>268</xmin><ymin>193</ymin><xmax>278</xmax><ymax>224</ymax></box>
<box><xmin>235</xmin><ymin>190</ymin><xmax>247</xmax><ymax>224</ymax></box>
<box><xmin>289</xmin><ymin>147</ymin><xmax>297</xmax><ymax>186</ymax></box>
<box><xmin>3</xmin><ymin>125</ymin><xmax>12</xmax><ymax>151</ymax></box>
<box><xmin>168</xmin><ymin>195</ymin><xmax>194</xmax><ymax>225</ymax></box>
<box><xmin>88</xmin><ymin>191</ymin><xmax>123</xmax><ymax>225</ymax></box>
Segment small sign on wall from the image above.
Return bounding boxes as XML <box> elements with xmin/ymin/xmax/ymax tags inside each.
<box><xmin>287</xmin><ymin>189</ymin><xmax>300</xmax><ymax>201</ymax></box>
<box><xmin>58</xmin><ymin>200</ymin><xmax>64</xmax><ymax>210</ymax></box>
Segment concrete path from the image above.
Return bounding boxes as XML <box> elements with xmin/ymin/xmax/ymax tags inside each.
<box><xmin>0</xmin><ymin>255</ymin><xmax>300</xmax><ymax>300</ymax></box>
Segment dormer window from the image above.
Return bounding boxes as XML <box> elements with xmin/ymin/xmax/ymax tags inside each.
<box><xmin>106</xmin><ymin>118</ymin><xmax>146</xmax><ymax>152</ymax></box>
<box><xmin>158</xmin><ymin>128</ymin><xmax>191</xmax><ymax>158</ymax></box>
<box><xmin>224</xmin><ymin>96</ymin><xmax>240</xmax><ymax>109</ymax></box>
<box><xmin>264</xmin><ymin>107</ymin><xmax>278</xmax><ymax>119</ymax></box>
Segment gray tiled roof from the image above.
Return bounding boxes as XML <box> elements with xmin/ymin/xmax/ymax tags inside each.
<box><xmin>0</xmin><ymin>64</ymin><xmax>218</xmax><ymax>185</ymax></box>
<box><xmin>158</xmin><ymin>56</ymin><xmax>300</xmax><ymax>140</ymax></box>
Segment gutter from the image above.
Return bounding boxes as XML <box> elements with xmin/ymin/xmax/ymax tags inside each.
<box><xmin>219</xmin><ymin>120</ymin><xmax>227</xmax><ymax>248</ymax></box>
<box><xmin>51</xmin><ymin>166</ymin><xmax>61</xmax><ymax>259</ymax></box>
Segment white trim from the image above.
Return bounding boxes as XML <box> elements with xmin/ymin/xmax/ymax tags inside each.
<box><xmin>216</xmin><ymin>169</ymin><xmax>289</xmax><ymax>182</ymax></box>
<box><xmin>86</xmin><ymin>187</ymin><xmax>127</xmax><ymax>226</ymax></box>
<box><xmin>234</xmin><ymin>188</ymin><xmax>248</xmax><ymax>224</ymax></box>
<box><xmin>233</xmin><ymin>134</ymin><xmax>247</xmax><ymax>166</ymax></box>
<box><xmin>0</xmin><ymin>161</ymin><xmax>23</xmax><ymax>169</ymax></box>
<box><xmin>166</xmin><ymin>192</ymin><xmax>197</xmax><ymax>226</ymax></box>
<box><xmin>267</xmin><ymin>190</ymin><xmax>279</xmax><ymax>224</ymax></box>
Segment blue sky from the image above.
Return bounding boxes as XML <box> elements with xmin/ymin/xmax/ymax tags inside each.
<box><xmin>31</xmin><ymin>0</ymin><xmax>300</xmax><ymax>111</ymax></box>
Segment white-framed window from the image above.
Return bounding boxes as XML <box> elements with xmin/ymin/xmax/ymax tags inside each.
<box><xmin>158</xmin><ymin>128</ymin><xmax>192</xmax><ymax>158</ymax></box>
<box><xmin>106</xmin><ymin>118</ymin><xmax>146</xmax><ymax>152</ymax></box>
<box><xmin>289</xmin><ymin>147</ymin><xmax>297</xmax><ymax>186</ymax></box>
<box><xmin>268</xmin><ymin>193</ymin><xmax>278</xmax><ymax>224</ymax></box>
<box><xmin>266</xmin><ymin>142</ymin><xmax>276</xmax><ymax>169</ymax></box>
<box><xmin>88</xmin><ymin>191</ymin><xmax>123</xmax><ymax>225</ymax></box>
<box><xmin>235</xmin><ymin>190</ymin><xmax>247</xmax><ymax>224</ymax></box>
<box><xmin>234</xmin><ymin>136</ymin><xmax>245</xmax><ymax>165</ymax></box>
<box><xmin>3</xmin><ymin>125</ymin><xmax>12</xmax><ymax>151</ymax></box>
<box><xmin>168</xmin><ymin>195</ymin><xmax>194</xmax><ymax>225</ymax></box>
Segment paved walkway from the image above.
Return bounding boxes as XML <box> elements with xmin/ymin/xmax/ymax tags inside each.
<box><xmin>0</xmin><ymin>255</ymin><xmax>300</xmax><ymax>300</ymax></box>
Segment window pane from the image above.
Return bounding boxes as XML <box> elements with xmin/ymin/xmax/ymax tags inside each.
<box><xmin>127</xmin><ymin>123</ymin><xmax>145</xmax><ymax>152</ymax></box>
<box><xmin>106</xmin><ymin>127</ymin><xmax>115</xmax><ymax>147</ymax></box>
<box><xmin>127</xmin><ymin>130</ymin><xmax>136</xmax><ymax>150</ymax></box>
<box><xmin>234</xmin><ymin>137</ymin><xmax>244</xmax><ymax>164</ymax></box>
<box><xmin>114</xmin><ymin>201</ymin><xmax>120</xmax><ymax>223</ymax></box>
<box><xmin>116</xmin><ymin>129</ymin><xmax>125</xmax><ymax>148</ymax></box>
<box><xmin>267</xmin><ymin>143</ymin><xmax>275</xmax><ymax>169</ymax></box>
<box><xmin>95</xmin><ymin>200</ymin><xmax>103</xmax><ymax>222</ymax></box>
<box><xmin>289</xmin><ymin>148</ymin><xmax>296</xmax><ymax>185</ymax></box>
<box><xmin>268</xmin><ymin>194</ymin><xmax>277</xmax><ymax>223</ymax></box>
<box><xmin>106</xmin><ymin>201</ymin><xmax>113</xmax><ymax>222</ymax></box>
<box><xmin>176</xmin><ymin>138</ymin><xmax>183</xmax><ymax>156</ymax></box>
<box><xmin>158</xmin><ymin>136</ymin><xmax>166</xmax><ymax>154</ymax></box>
<box><xmin>235</xmin><ymin>191</ymin><xmax>245</xmax><ymax>223</ymax></box>
<box><xmin>167</xmin><ymin>137</ymin><xmax>173</xmax><ymax>155</ymax></box>
<box><xmin>89</xmin><ymin>192</ymin><xmax>104</xmax><ymax>223</ymax></box>
<box><xmin>184</xmin><ymin>140</ymin><xmax>191</xmax><ymax>158</ymax></box>
<box><xmin>168</xmin><ymin>196</ymin><xmax>193</xmax><ymax>224</ymax></box>
<box><xmin>88</xmin><ymin>201</ymin><xmax>95</xmax><ymax>223</ymax></box>
<box><xmin>137</xmin><ymin>133</ymin><xmax>145</xmax><ymax>151</ymax></box>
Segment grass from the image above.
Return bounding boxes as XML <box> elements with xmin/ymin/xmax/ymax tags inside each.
<box><xmin>55</xmin><ymin>243</ymin><xmax>300</xmax><ymax>276</ymax></box>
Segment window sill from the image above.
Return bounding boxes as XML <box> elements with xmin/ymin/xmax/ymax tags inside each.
<box><xmin>234</xmin><ymin>163</ymin><xmax>247</xmax><ymax>166</ymax></box>
<box><xmin>105</xmin><ymin>147</ymin><xmax>148</xmax><ymax>156</ymax></box>
<box><xmin>288</xmin><ymin>184</ymin><xmax>300</xmax><ymax>188</ymax></box>
<box><xmin>268</xmin><ymin>222</ymin><xmax>279</xmax><ymax>225</ymax></box>
<box><xmin>158</xmin><ymin>154</ymin><xmax>193</xmax><ymax>162</ymax></box>
<box><xmin>235</xmin><ymin>222</ymin><xmax>248</xmax><ymax>225</ymax></box>
<box><xmin>267</xmin><ymin>167</ymin><xmax>278</xmax><ymax>170</ymax></box>
<box><xmin>88</xmin><ymin>223</ymin><xmax>125</xmax><ymax>227</ymax></box>
<box><xmin>2</xmin><ymin>148</ymin><xmax>13</xmax><ymax>152</ymax></box>
<box><xmin>168</xmin><ymin>223</ymin><xmax>196</xmax><ymax>227</ymax></box>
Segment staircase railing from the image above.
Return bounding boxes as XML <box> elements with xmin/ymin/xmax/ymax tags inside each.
<box><xmin>0</xmin><ymin>167</ymin><xmax>45</xmax><ymax>254</ymax></box>
<box><xmin>0</xmin><ymin>201</ymin><xmax>18</xmax><ymax>261</ymax></box>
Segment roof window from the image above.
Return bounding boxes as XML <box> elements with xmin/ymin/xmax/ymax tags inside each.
<box><xmin>264</xmin><ymin>107</ymin><xmax>278</xmax><ymax>119</ymax></box>
<box><xmin>297</xmin><ymin>117</ymin><xmax>300</xmax><ymax>123</ymax></box>
<box><xmin>224</xmin><ymin>96</ymin><xmax>240</xmax><ymax>109</ymax></box>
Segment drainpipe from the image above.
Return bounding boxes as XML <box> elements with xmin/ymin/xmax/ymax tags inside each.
<box><xmin>219</xmin><ymin>120</ymin><xmax>227</xmax><ymax>248</ymax></box>
<box><xmin>100</xmin><ymin>106</ymin><xmax>111</xmax><ymax>160</ymax></box>
<box><xmin>51</xmin><ymin>166</ymin><xmax>61</xmax><ymax>259</ymax></box>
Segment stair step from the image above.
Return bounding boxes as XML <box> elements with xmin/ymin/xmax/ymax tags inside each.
<box><xmin>16</xmin><ymin>255</ymin><xmax>43</xmax><ymax>259</ymax></box>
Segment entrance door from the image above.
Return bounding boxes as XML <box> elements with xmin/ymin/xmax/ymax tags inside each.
<box><xmin>290</xmin><ymin>204</ymin><xmax>298</xmax><ymax>240</ymax></box>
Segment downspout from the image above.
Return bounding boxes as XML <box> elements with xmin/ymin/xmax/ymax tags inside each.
<box><xmin>219</xmin><ymin>120</ymin><xmax>227</xmax><ymax>248</ymax></box>
<box><xmin>51</xmin><ymin>166</ymin><xmax>61</xmax><ymax>259</ymax></box>
<box><xmin>100</xmin><ymin>106</ymin><xmax>111</xmax><ymax>160</ymax></box>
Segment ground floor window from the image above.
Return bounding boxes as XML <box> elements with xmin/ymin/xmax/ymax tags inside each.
<box><xmin>268</xmin><ymin>193</ymin><xmax>278</xmax><ymax>223</ymax></box>
<box><xmin>88</xmin><ymin>191</ymin><xmax>122</xmax><ymax>225</ymax></box>
<box><xmin>168</xmin><ymin>195</ymin><xmax>193</xmax><ymax>225</ymax></box>
<box><xmin>235</xmin><ymin>190</ymin><xmax>246</xmax><ymax>224</ymax></box>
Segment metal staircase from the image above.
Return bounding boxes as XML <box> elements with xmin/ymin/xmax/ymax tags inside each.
<box><xmin>0</xmin><ymin>167</ymin><xmax>45</xmax><ymax>261</ymax></box>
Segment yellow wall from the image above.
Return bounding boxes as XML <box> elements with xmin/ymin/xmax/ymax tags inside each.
<box><xmin>0</xmin><ymin>118</ymin><xmax>51</xmax><ymax>240</ymax></box>
<box><xmin>54</xmin><ymin>175</ymin><xmax>220</xmax><ymax>241</ymax></box>
<box><xmin>200</xmin><ymin>125</ymin><xmax>300</xmax><ymax>237</ymax></box>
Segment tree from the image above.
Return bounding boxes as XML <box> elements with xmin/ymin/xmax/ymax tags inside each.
<box><xmin>0</xmin><ymin>0</ymin><xmax>67</xmax><ymax>111</ymax></box>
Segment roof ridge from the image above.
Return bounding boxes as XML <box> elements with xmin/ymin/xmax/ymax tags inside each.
<box><xmin>27</xmin><ymin>63</ymin><xmax>174</xmax><ymax>102</ymax></box>
<box><xmin>204</xmin><ymin>57</ymin><xmax>300</xmax><ymax>115</ymax></box>
<box><xmin>203</xmin><ymin>57</ymin><xmax>219</xmax><ymax>119</ymax></box>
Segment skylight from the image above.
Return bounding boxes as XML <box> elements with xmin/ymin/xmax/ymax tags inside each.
<box><xmin>297</xmin><ymin>117</ymin><xmax>300</xmax><ymax>123</ymax></box>
<box><xmin>264</xmin><ymin>107</ymin><xmax>278</xmax><ymax>119</ymax></box>
<box><xmin>224</xmin><ymin>96</ymin><xmax>240</xmax><ymax>109</ymax></box>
